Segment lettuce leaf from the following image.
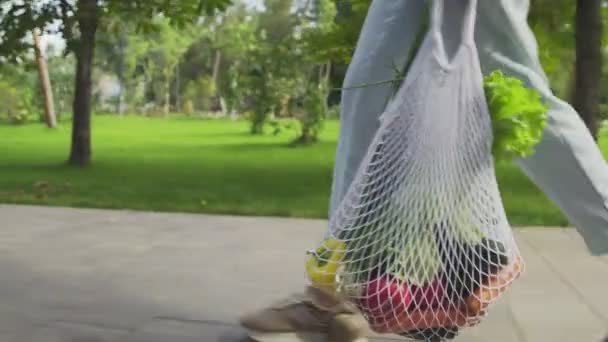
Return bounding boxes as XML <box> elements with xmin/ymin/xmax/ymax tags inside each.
<box><xmin>484</xmin><ymin>70</ymin><xmax>549</xmax><ymax>162</ymax></box>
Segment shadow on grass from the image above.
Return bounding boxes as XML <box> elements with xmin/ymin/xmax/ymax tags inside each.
<box><xmin>205</xmin><ymin>140</ymin><xmax>336</xmax><ymax>150</ymax></box>
<box><xmin>1</xmin><ymin>162</ymin><xmax>77</xmax><ymax>171</ymax></box>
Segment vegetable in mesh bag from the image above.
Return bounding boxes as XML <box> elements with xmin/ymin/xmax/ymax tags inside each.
<box><xmin>484</xmin><ymin>70</ymin><xmax>548</xmax><ymax>161</ymax></box>
<box><xmin>305</xmin><ymin>0</ymin><xmax>525</xmax><ymax>339</ymax></box>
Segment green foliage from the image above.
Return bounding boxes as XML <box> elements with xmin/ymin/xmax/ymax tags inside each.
<box><xmin>142</xmin><ymin>18</ymin><xmax>198</xmax><ymax>113</ymax></box>
<box><xmin>183</xmin><ymin>76</ymin><xmax>217</xmax><ymax>113</ymax></box>
<box><xmin>0</xmin><ymin>0</ymin><xmax>232</xmax><ymax>130</ymax></box>
<box><xmin>94</xmin><ymin>19</ymin><xmax>149</xmax><ymax>112</ymax></box>
<box><xmin>600</xmin><ymin>120</ymin><xmax>608</xmax><ymax>139</ymax></box>
<box><xmin>212</xmin><ymin>5</ymin><xmax>259</xmax><ymax>113</ymax></box>
<box><xmin>241</xmin><ymin>0</ymin><xmax>310</xmax><ymax>134</ymax></box>
<box><xmin>484</xmin><ymin>70</ymin><xmax>549</xmax><ymax>161</ymax></box>
<box><xmin>183</xmin><ymin>100</ymin><xmax>196</xmax><ymax>115</ymax></box>
<box><xmin>295</xmin><ymin>82</ymin><xmax>328</xmax><ymax>144</ymax></box>
<box><xmin>0</xmin><ymin>63</ymin><xmax>40</xmax><ymax>123</ymax></box>
<box><xmin>300</xmin><ymin>0</ymin><xmax>338</xmax><ymax>62</ymax></box>
<box><xmin>3</xmin><ymin>116</ymin><xmax>602</xmax><ymax>225</ymax></box>
<box><xmin>0</xmin><ymin>0</ymin><xmax>232</xmax><ymax>59</ymax></box>
<box><xmin>302</xmin><ymin>0</ymin><xmax>371</xmax><ymax>63</ymax></box>
<box><xmin>47</xmin><ymin>50</ymin><xmax>76</xmax><ymax>117</ymax></box>
<box><xmin>105</xmin><ymin>0</ymin><xmax>232</xmax><ymax>26</ymax></box>
<box><xmin>600</xmin><ymin>104</ymin><xmax>608</xmax><ymax>121</ymax></box>
<box><xmin>268</xmin><ymin>118</ymin><xmax>301</xmax><ymax>136</ymax></box>
<box><xmin>528</xmin><ymin>0</ymin><xmax>576</xmax><ymax>97</ymax></box>
<box><xmin>285</xmin><ymin>0</ymin><xmax>338</xmax><ymax>143</ymax></box>
<box><xmin>0</xmin><ymin>79</ymin><xmax>37</xmax><ymax>124</ymax></box>
<box><xmin>327</xmin><ymin>105</ymin><xmax>340</xmax><ymax>119</ymax></box>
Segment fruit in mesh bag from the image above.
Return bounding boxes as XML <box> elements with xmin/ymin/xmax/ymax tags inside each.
<box><xmin>358</xmin><ymin>274</ymin><xmax>446</xmax><ymax>328</ymax></box>
<box><xmin>373</xmin><ymin>272</ymin><xmax>516</xmax><ymax>338</ymax></box>
<box><xmin>410</xmin><ymin>279</ymin><xmax>445</xmax><ymax>311</ymax></box>
<box><xmin>389</xmin><ymin>228</ymin><xmax>512</xmax><ymax>339</ymax></box>
<box><xmin>439</xmin><ymin>237</ymin><xmax>510</xmax><ymax>301</ymax></box>
<box><xmin>358</xmin><ymin>275</ymin><xmax>412</xmax><ymax>321</ymax></box>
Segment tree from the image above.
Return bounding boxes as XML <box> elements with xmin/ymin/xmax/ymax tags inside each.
<box><xmin>528</xmin><ymin>0</ymin><xmax>576</xmax><ymax>98</ymax></box>
<box><xmin>68</xmin><ymin>0</ymin><xmax>98</xmax><ymax>166</ymax></box>
<box><xmin>298</xmin><ymin>0</ymin><xmax>371</xmax><ymax>105</ymax></box>
<box><xmin>140</xmin><ymin>18</ymin><xmax>197</xmax><ymax>115</ymax></box>
<box><xmin>295</xmin><ymin>81</ymin><xmax>328</xmax><ymax>144</ymax></box>
<box><xmin>573</xmin><ymin>0</ymin><xmax>603</xmax><ymax>139</ymax></box>
<box><xmin>0</xmin><ymin>68</ymin><xmax>37</xmax><ymax>124</ymax></box>
<box><xmin>290</xmin><ymin>0</ymin><xmax>337</xmax><ymax>144</ymax></box>
<box><xmin>95</xmin><ymin>19</ymin><xmax>129</xmax><ymax>115</ymax></box>
<box><xmin>47</xmin><ymin>46</ymin><xmax>76</xmax><ymax>118</ymax></box>
<box><xmin>243</xmin><ymin>0</ymin><xmax>306</xmax><ymax>134</ymax></box>
<box><xmin>95</xmin><ymin>20</ymin><xmax>150</xmax><ymax>114</ymax></box>
<box><xmin>0</xmin><ymin>0</ymin><xmax>231</xmax><ymax>166</ymax></box>
<box><xmin>210</xmin><ymin>4</ymin><xmax>258</xmax><ymax>115</ymax></box>
<box><xmin>32</xmin><ymin>29</ymin><xmax>57</xmax><ymax>128</ymax></box>
<box><xmin>303</xmin><ymin>0</ymin><xmax>370</xmax><ymax>64</ymax></box>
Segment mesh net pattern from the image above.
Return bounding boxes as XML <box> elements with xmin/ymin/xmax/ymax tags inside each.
<box><xmin>305</xmin><ymin>1</ymin><xmax>524</xmax><ymax>340</ymax></box>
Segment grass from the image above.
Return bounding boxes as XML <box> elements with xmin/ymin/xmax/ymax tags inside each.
<box><xmin>0</xmin><ymin>115</ymin><xmax>606</xmax><ymax>226</ymax></box>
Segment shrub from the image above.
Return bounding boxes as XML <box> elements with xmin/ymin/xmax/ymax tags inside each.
<box><xmin>183</xmin><ymin>76</ymin><xmax>217</xmax><ymax>113</ymax></box>
<box><xmin>0</xmin><ymin>80</ymin><xmax>38</xmax><ymax>124</ymax></box>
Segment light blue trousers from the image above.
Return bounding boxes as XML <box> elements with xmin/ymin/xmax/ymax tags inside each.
<box><xmin>329</xmin><ymin>0</ymin><xmax>608</xmax><ymax>256</ymax></box>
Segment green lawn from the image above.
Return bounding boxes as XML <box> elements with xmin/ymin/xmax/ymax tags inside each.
<box><xmin>1</xmin><ymin>116</ymin><xmax>606</xmax><ymax>226</ymax></box>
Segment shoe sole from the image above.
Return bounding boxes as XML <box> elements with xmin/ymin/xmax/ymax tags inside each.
<box><xmin>246</xmin><ymin>331</ymin><xmax>324</xmax><ymax>342</ymax></box>
<box><xmin>246</xmin><ymin>331</ymin><xmax>369</xmax><ymax>342</ymax></box>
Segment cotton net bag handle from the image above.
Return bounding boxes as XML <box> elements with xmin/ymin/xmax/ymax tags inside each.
<box><xmin>430</xmin><ymin>0</ymin><xmax>476</xmax><ymax>68</ymax></box>
<box><xmin>309</xmin><ymin>0</ymin><xmax>525</xmax><ymax>339</ymax></box>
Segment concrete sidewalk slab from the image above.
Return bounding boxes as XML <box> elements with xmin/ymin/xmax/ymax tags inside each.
<box><xmin>0</xmin><ymin>204</ymin><xmax>607</xmax><ymax>342</ymax></box>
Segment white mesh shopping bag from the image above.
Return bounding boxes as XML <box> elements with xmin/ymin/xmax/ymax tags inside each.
<box><xmin>305</xmin><ymin>0</ymin><xmax>524</xmax><ymax>340</ymax></box>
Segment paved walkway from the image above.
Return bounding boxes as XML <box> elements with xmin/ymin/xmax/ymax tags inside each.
<box><xmin>0</xmin><ymin>204</ymin><xmax>607</xmax><ymax>342</ymax></box>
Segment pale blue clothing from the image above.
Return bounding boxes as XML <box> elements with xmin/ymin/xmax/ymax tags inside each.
<box><xmin>329</xmin><ymin>0</ymin><xmax>608</xmax><ymax>255</ymax></box>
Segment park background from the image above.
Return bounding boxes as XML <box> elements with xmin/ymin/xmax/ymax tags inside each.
<box><xmin>1</xmin><ymin>0</ymin><xmax>607</xmax><ymax>227</ymax></box>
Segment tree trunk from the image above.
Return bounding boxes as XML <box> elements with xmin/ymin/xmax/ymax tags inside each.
<box><xmin>565</xmin><ymin>68</ymin><xmax>576</xmax><ymax>103</ymax></box>
<box><xmin>32</xmin><ymin>29</ymin><xmax>57</xmax><ymax>128</ymax></box>
<box><xmin>573</xmin><ymin>0</ymin><xmax>602</xmax><ymax>140</ymax></box>
<box><xmin>212</xmin><ymin>50</ymin><xmax>222</xmax><ymax>85</ymax></box>
<box><xmin>324</xmin><ymin>62</ymin><xmax>332</xmax><ymax>84</ymax></box>
<box><xmin>164</xmin><ymin>71</ymin><xmax>171</xmax><ymax>116</ymax></box>
<box><xmin>68</xmin><ymin>0</ymin><xmax>99</xmax><ymax>167</ymax></box>
<box><xmin>251</xmin><ymin>118</ymin><xmax>264</xmax><ymax>134</ymax></box>
<box><xmin>318</xmin><ymin>64</ymin><xmax>324</xmax><ymax>83</ymax></box>
<box><xmin>116</xmin><ymin>32</ymin><xmax>126</xmax><ymax>115</ymax></box>
<box><xmin>175</xmin><ymin>62</ymin><xmax>181</xmax><ymax>113</ymax></box>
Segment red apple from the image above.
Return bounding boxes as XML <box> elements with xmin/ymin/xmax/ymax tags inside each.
<box><xmin>359</xmin><ymin>275</ymin><xmax>412</xmax><ymax>322</ymax></box>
